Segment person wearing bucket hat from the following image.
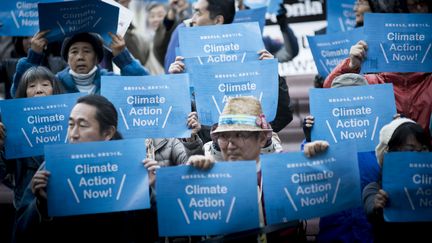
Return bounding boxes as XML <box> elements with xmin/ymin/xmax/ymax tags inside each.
<box><xmin>362</xmin><ymin>117</ymin><xmax>431</xmax><ymax>242</ymax></box>
<box><xmin>11</xmin><ymin>30</ymin><xmax>149</xmax><ymax>97</ymax></box>
<box><xmin>185</xmin><ymin>97</ymin><xmax>328</xmax><ymax>241</ymax></box>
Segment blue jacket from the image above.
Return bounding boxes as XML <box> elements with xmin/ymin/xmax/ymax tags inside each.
<box><xmin>11</xmin><ymin>48</ymin><xmax>149</xmax><ymax>97</ymax></box>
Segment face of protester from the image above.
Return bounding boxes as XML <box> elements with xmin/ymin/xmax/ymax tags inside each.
<box><xmin>67</xmin><ymin>42</ymin><xmax>98</xmax><ymax>74</ymax></box>
<box><xmin>392</xmin><ymin>134</ymin><xmax>429</xmax><ymax>152</ymax></box>
<box><xmin>353</xmin><ymin>0</ymin><xmax>371</xmax><ymax>27</ymax></box>
<box><xmin>218</xmin><ymin>131</ymin><xmax>267</xmax><ymax>162</ymax></box>
<box><xmin>148</xmin><ymin>5</ymin><xmax>167</xmax><ymax>30</ymax></box>
<box><xmin>26</xmin><ymin>79</ymin><xmax>53</xmax><ymax>97</ymax></box>
<box><xmin>68</xmin><ymin>103</ymin><xmax>112</xmax><ymax>143</ymax></box>
<box><xmin>191</xmin><ymin>0</ymin><xmax>220</xmax><ymax>27</ymax></box>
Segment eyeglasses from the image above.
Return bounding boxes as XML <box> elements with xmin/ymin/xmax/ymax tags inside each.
<box><xmin>217</xmin><ymin>131</ymin><xmax>258</xmax><ymax>147</ymax></box>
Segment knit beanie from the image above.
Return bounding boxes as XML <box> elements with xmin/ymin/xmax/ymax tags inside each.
<box><xmin>61</xmin><ymin>32</ymin><xmax>104</xmax><ymax>63</ymax></box>
<box><xmin>375</xmin><ymin>117</ymin><xmax>416</xmax><ymax>166</ymax></box>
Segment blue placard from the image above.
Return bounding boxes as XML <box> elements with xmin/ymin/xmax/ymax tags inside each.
<box><xmin>309</xmin><ymin>84</ymin><xmax>396</xmax><ymax>152</ymax></box>
<box><xmin>190</xmin><ymin>59</ymin><xmax>278</xmax><ymax>126</ymax></box>
<box><xmin>45</xmin><ymin>138</ymin><xmax>150</xmax><ymax>217</ymax></box>
<box><xmin>101</xmin><ymin>75</ymin><xmax>192</xmax><ymax>139</ymax></box>
<box><xmin>326</xmin><ymin>0</ymin><xmax>356</xmax><ymax>33</ymax></box>
<box><xmin>382</xmin><ymin>152</ymin><xmax>432</xmax><ymax>222</ymax></box>
<box><xmin>234</xmin><ymin>7</ymin><xmax>267</xmax><ymax>34</ymax></box>
<box><xmin>261</xmin><ymin>143</ymin><xmax>361</xmax><ymax>223</ymax></box>
<box><xmin>363</xmin><ymin>13</ymin><xmax>432</xmax><ymax>72</ymax></box>
<box><xmin>179</xmin><ymin>22</ymin><xmax>264</xmax><ymax>66</ymax></box>
<box><xmin>308</xmin><ymin>27</ymin><xmax>364</xmax><ymax>77</ymax></box>
<box><xmin>156</xmin><ymin>161</ymin><xmax>259</xmax><ymax>236</ymax></box>
<box><xmin>0</xmin><ymin>0</ymin><xmax>62</xmax><ymax>36</ymax></box>
<box><xmin>38</xmin><ymin>0</ymin><xmax>119</xmax><ymax>46</ymax></box>
<box><xmin>0</xmin><ymin>93</ymin><xmax>83</xmax><ymax>159</ymax></box>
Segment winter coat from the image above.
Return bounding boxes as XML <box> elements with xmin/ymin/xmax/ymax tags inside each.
<box><xmin>324</xmin><ymin>58</ymin><xmax>432</xmax><ymax>139</ymax></box>
<box><xmin>11</xmin><ymin>48</ymin><xmax>149</xmax><ymax>97</ymax></box>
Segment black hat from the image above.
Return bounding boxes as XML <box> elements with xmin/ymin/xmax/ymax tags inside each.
<box><xmin>61</xmin><ymin>32</ymin><xmax>104</xmax><ymax>63</ymax></box>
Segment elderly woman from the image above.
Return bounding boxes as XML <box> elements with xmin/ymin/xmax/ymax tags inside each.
<box><xmin>0</xmin><ymin>66</ymin><xmax>65</xmax><ymax>213</ymax></box>
<box><xmin>11</xmin><ymin>30</ymin><xmax>149</xmax><ymax>97</ymax></box>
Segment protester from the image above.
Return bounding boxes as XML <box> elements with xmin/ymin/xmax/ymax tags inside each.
<box><xmin>362</xmin><ymin>117</ymin><xmax>432</xmax><ymax>242</ymax></box>
<box><xmin>11</xmin><ymin>30</ymin><xmax>149</xmax><ymax>97</ymax></box>
<box><xmin>323</xmin><ymin>40</ymin><xmax>432</xmax><ymax>141</ymax></box>
<box><xmin>167</xmin><ymin>1</ymin><xmax>292</xmax><ymax>141</ymax></box>
<box><xmin>113</xmin><ymin>0</ymin><xmax>165</xmax><ymax>74</ymax></box>
<box><xmin>0</xmin><ymin>37</ymin><xmax>66</xmax><ymax>99</ymax></box>
<box><xmin>0</xmin><ymin>66</ymin><xmax>65</xmax><ymax>210</ymax></box>
<box><xmin>302</xmin><ymin>73</ymin><xmax>379</xmax><ymax>243</ymax></box>
<box><xmin>185</xmin><ymin>96</ymin><xmax>325</xmax><ymax>241</ymax></box>
<box><xmin>237</xmin><ymin>2</ymin><xmax>299</xmax><ymax>63</ymax></box>
<box><xmin>153</xmin><ymin>0</ymin><xmax>192</xmax><ymax>67</ymax></box>
<box><xmin>12</xmin><ymin>95</ymin><xmax>131</xmax><ymax>243</ymax></box>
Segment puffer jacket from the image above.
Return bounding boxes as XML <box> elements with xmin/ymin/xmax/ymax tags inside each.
<box><xmin>324</xmin><ymin>58</ymin><xmax>432</xmax><ymax>139</ymax></box>
<box><xmin>150</xmin><ymin>137</ymin><xmax>203</xmax><ymax>166</ymax></box>
<box><xmin>11</xmin><ymin>48</ymin><xmax>149</xmax><ymax>97</ymax></box>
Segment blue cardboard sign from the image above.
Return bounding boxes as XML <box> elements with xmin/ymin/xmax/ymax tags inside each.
<box><xmin>0</xmin><ymin>93</ymin><xmax>83</xmax><ymax>159</ymax></box>
<box><xmin>363</xmin><ymin>13</ymin><xmax>432</xmax><ymax>72</ymax></box>
<box><xmin>309</xmin><ymin>84</ymin><xmax>396</xmax><ymax>152</ymax></box>
<box><xmin>308</xmin><ymin>27</ymin><xmax>364</xmax><ymax>77</ymax></box>
<box><xmin>38</xmin><ymin>0</ymin><xmax>119</xmax><ymax>46</ymax></box>
<box><xmin>261</xmin><ymin>143</ymin><xmax>361</xmax><ymax>223</ymax></box>
<box><xmin>101</xmin><ymin>75</ymin><xmax>192</xmax><ymax>139</ymax></box>
<box><xmin>156</xmin><ymin>161</ymin><xmax>259</xmax><ymax>236</ymax></box>
<box><xmin>190</xmin><ymin>59</ymin><xmax>278</xmax><ymax>126</ymax></box>
<box><xmin>0</xmin><ymin>0</ymin><xmax>61</xmax><ymax>36</ymax></box>
<box><xmin>234</xmin><ymin>7</ymin><xmax>267</xmax><ymax>33</ymax></box>
<box><xmin>383</xmin><ymin>152</ymin><xmax>432</xmax><ymax>222</ymax></box>
<box><xmin>45</xmin><ymin>139</ymin><xmax>150</xmax><ymax>217</ymax></box>
<box><xmin>326</xmin><ymin>0</ymin><xmax>356</xmax><ymax>33</ymax></box>
<box><xmin>179</xmin><ymin>22</ymin><xmax>264</xmax><ymax>66</ymax></box>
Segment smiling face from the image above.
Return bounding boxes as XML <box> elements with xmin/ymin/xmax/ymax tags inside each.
<box><xmin>67</xmin><ymin>42</ymin><xmax>98</xmax><ymax>74</ymax></box>
<box><xmin>26</xmin><ymin>79</ymin><xmax>53</xmax><ymax>97</ymax></box>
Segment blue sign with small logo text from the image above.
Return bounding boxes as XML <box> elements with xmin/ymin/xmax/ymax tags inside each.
<box><xmin>38</xmin><ymin>0</ymin><xmax>119</xmax><ymax>46</ymax></box>
<box><xmin>383</xmin><ymin>152</ymin><xmax>432</xmax><ymax>222</ymax></box>
<box><xmin>308</xmin><ymin>27</ymin><xmax>364</xmax><ymax>77</ymax></box>
<box><xmin>46</xmin><ymin>139</ymin><xmax>150</xmax><ymax>217</ymax></box>
<box><xmin>363</xmin><ymin>13</ymin><xmax>432</xmax><ymax>72</ymax></box>
<box><xmin>0</xmin><ymin>93</ymin><xmax>83</xmax><ymax>159</ymax></box>
<box><xmin>309</xmin><ymin>84</ymin><xmax>396</xmax><ymax>152</ymax></box>
<box><xmin>0</xmin><ymin>0</ymin><xmax>62</xmax><ymax>36</ymax></box>
<box><xmin>261</xmin><ymin>143</ymin><xmax>361</xmax><ymax>223</ymax></box>
<box><xmin>190</xmin><ymin>59</ymin><xmax>278</xmax><ymax>126</ymax></box>
<box><xmin>156</xmin><ymin>161</ymin><xmax>259</xmax><ymax>236</ymax></box>
<box><xmin>179</xmin><ymin>22</ymin><xmax>264</xmax><ymax>66</ymax></box>
<box><xmin>101</xmin><ymin>75</ymin><xmax>192</xmax><ymax>139</ymax></box>
<box><xmin>327</xmin><ymin>0</ymin><xmax>356</xmax><ymax>33</ymax></box>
